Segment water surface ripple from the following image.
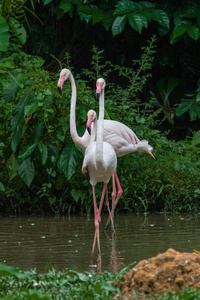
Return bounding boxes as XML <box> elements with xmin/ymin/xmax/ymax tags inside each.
<box><xmin>0</xmin><ymin>213</ymin><xmax>199</xmax><ymax>273</ymax></box>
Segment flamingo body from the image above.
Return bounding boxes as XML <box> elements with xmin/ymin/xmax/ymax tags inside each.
<box><xmin>83</xmin><ymin>141</ymin><xmax>117</xmax><ymax>186</ymax></box>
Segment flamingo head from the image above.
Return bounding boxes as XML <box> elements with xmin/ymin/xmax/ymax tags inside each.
<box><xmin>96</xmin><ymin>78</ymin><xmax>106</xmax><ymax>101</ymax></box>
<box><xmin>86</xmin><ymin>109</ymin><xmax>97</xmax><ymax>135</ymax></box>
<box><xmin>57</xmin><ymin>68</ymin><xmax>71</xmax><ymax>95</ymax></box>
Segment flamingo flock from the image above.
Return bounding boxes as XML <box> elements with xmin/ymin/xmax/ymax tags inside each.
<box><xmin>57</xmin><ymin>69</ymin><xmax>155</xmax><ymax>261</ymax></box>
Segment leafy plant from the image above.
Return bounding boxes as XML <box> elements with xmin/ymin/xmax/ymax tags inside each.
<box><xmin>176</xmin><ymin>87</ymin><xmax>200</xmax><ymax>121</ymax></box>
<box><xmin>152</xmin><ymin>77</ymin><xmax>181</xmax><ymax>125</ymax></box>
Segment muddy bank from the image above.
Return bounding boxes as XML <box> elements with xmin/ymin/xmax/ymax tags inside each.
<box><xmin>118</xmin><ymin>248</ymin><xmax>200</xmax><ymax>299</ymax></box>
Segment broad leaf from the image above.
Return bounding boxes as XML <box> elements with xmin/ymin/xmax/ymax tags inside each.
<box><xmin>34</xmin><ymin>122</ymin><xmax>45</xmax><ymax>143</ymax></box>
<box><xmin>3</xmin><ymin>84</ymin><xmax>19</xmax><ymax>103</ymax></box>
<box><xmin>171</xmin><ymin>20</ymin><xmax>191</xmax><ymax>40</ymax></box>
<box><xmin>0</xmin><ymin>263</ymin><xmax>28</xmax><ymax>279</ymax></box>
<box><xmin>0</xmin><ymin>16</ymin><xmax>10</xmax><ymax>51</ymax></box>
<box><xmin>187</xmin><ymin>25</ymin><xmax>200</xmax><ymax>40</ymax></box>
<box><xmin>192</xmin><ymin>130</ymin><xmax>200</xmax><ymax>147</ymax></box>
<box><xmin>0</xmin><ymin>182</ymin><xmax>5</xmax><ymax>192</ymax></box>
<box><xmin>152</xmin><ymin>9</ymin><xmax>169</xmax><ymax>28</ymax></box>
<box><xmin>18</xmin><ymin>144</ymin><xmax>37</xmax><ymax>159</ymax></box>
<box><xmin>128</xmin><ymin>13</ymin><xmax>148</xmax><ymax>34</ymax></box>
<box><xmin>114</xmin><ymin>0</ymin><xmax>138</xmax><ymax>15</ymax></box>
<box><xmin>102</xmin><ymin>10</ymin><xmax>115</xmax><ymax>29</ymax></box>
<box><xmin>58</xmin><ymin>143</ymin><xmax>79</xmax><ymax>180</ymax></box>
<box><xmin>92</xmin><ymin>9</ymin><xmax>104</xmax><ymax>24</ymax></box>
<box><xmin>59</xmin><ymin>0</ymin><xmax>73</xmax><ymax>13</ymax></box>
<box><xmin>18</xmin><ymin>158</ymin><xmax>35</xmax><ymax>187</ymax></box>
<box><xmin>24</xmin><ymin>102</ymin><xmax>38</xmax><ymax>116</ymax></box>
<box><xmin>166</xmin><ymin>78</ymin><xmax>181</xmax><ymax>99</ymax></box>
<box><xmin>6</xmin><ymin>154</ymin><xmax>18</xmax><ymax>180</ymax></box>
<box><xmin>112</xmin><ymin>15</ymin><xmax>127</xmax><ymax>36</ymax></box>
<box><xmin>176</xmin><ymin>99</ymin><xmax>193</xmax><ymax>116</ymax></box>
<box><xmin>38</xmin><ymin>142</ymin><xmax>48</xmax><ymax>165</ymax></box>
<box><xmin>9</xmin><ymin>18</ymin><xmax>27</xmax><ymax>45</ymax></box>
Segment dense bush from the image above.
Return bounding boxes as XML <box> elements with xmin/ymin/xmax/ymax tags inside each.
<box><xmin>0</xmin><ymin>36</ymin><xmax>200</xmax><ymax>215</ymax></box>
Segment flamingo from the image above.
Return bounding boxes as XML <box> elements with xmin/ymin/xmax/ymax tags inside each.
<box><xmin>82</xmin><ymin>78</ymin><xmax>117</xmax><ymax>258</ymax></box>
<box><xmin>57</xmin><ymin>68</ymin><xmax>91</xmax><ymax>151</ymax></box>
<box><xmin>57</xmin><ymin>69</ymin><xmax>155</xmax><ymax>227</ymax></box>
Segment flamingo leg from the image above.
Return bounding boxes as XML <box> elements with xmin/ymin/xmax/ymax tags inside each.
<box><xmin>105</xmin><ymin>169</ymin><xmax>123</xmax><ymax>229</ymax></box>
<box><xmin>91</xmin><ymin>184</ymin><xmax>107</xmax><ymax>259</ymax></box>
<box><xmin>105</xmin><ymin>184</ymin><xmax>116</xmax><ymax>234</ymax></box>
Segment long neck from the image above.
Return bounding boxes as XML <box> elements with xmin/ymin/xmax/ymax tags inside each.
<box><xmin>91</xmin><ymin>118</ymin><xmax>97</xmax><ymax>143</ymax></box>
<box><xmin>96</xmin><ymin>87</ymin><xmax>104</xmax><ymax>165</ymax></box>
<box><xmin>69</xmin><ymin>73</ymin><xmax>80</xmax><ymax>144</ymax></box>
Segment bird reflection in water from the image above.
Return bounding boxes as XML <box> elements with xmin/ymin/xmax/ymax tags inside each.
<box><xmin>90</xmin><ymin>229</ymin><xmax>124</xmax><ymax>274</ymax></box>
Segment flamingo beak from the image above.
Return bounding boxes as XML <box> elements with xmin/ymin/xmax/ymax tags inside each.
<box><xmin>96</xmin><ymin>82</ymin><xmax>103</xmax><ymax>101</ymax></box>
<box><xmin>96</xmin><ymin>93</ymin><xmax>100</xmax><ymax>101</ymax></box>
<box><xmin>57</xmin><ymin>75</ymin><xmax>65</xmax><ymax>95</ymax></box>
<box><xmin>146</xmin><ymin>148</ymin><xmax>156</xmax><ymax>159</ymax></box>
<box><xmin>86</xmin><ymin>115</ymin><xmax>93</xmax><ymax>135</ymax></box>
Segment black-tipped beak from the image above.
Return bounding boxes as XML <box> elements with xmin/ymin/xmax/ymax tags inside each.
<box><xmin>58</xmin><ymin>87</ymin><xmax>62</xmax><ymax>95</ymax></box>
<box><xmin>96</xmin><ymin>93</ymin><xmax>100</xmax><ymax>101</ymax></box>
<box><xmin>87</xmin><ymin>127</ymin><xmax>91</xmax><ymax>135</ymax></box>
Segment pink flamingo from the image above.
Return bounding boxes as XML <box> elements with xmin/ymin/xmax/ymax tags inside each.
<box><xmin>82</xmin><ymin>79</ymin><xmax>117</xmax><ymax>258</ymax></box>
<box><xmin>57</xmin><ymin>69</ymin><xmax>155</xmax><ymax>228</ymax></box>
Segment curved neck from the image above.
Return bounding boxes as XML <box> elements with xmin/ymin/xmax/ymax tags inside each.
<box><xmin>69</xmin><ymin>73</ymin><xmax>80</xmax><ymax>143</ymax></box>
<box><xmin>96</xmin><ymin>87</ymin><xmax>104</xmax><ymax>164</ymax></box>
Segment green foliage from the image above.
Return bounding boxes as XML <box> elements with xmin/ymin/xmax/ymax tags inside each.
<box><xmin>0</xmin><ymin>33</ymin><xmax>200</xmax><ymax>215</ymax></box>
<box><xmin>151</xmin><ymin>77</ymin><xmax>181</xmax><ymax>125</ymax></box>
<box><xmin>0</xmin><ymin>263</ymin><xmax>127</xmax><ymax>300</ymax></box>
<box><xmin>0</xmin><ymin>15</ymin><xmax>10</xmax><ymax>51</ymax></box>
<box><xmin>176</xmin><ymin>88</ymin><xmax>200</xmax><ymax>121</ymax></box>
<box><xmin>1</xmin><ymin>263</ymin><xmax>200</xmax><ymax>300</ymax></box>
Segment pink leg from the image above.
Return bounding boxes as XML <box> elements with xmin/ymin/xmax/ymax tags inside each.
<box><xmin>91</xmin><ymin>184</ymin><xmax>107</xmax><ymax>259</ymax></box>
<box><xmin>105</xmin><ymin>184</ymin><xmax>115</xmax><ymax>233</ymax></box>
<box><xmin>105</xmin><ymin>169</ymin><xmax>123</xmax><ymax>229</ymax></box>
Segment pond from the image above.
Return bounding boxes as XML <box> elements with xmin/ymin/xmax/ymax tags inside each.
<box><xmin>0</xmin><ymin>213</ymin><xmax>200</xmax><ymax>274</ymax></box>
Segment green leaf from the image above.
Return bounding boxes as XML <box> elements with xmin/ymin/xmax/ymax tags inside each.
<box><xmin>42</xmin><ymin>0</ymin><xmax>52</xmax><ymax>5</ymax></box>
<box><xmin>18</xmin><ymin>158</ymin><xmax>35</xmax><ymax>187</ymax></box>
<box><xmin>176</xmin><ymin>100</ymin><xmax>193</xmax><ymax>116</ymax></box>
<box><xmin>166</xmin><ymin>77</ymin><xmax>181</xmax><ymax>100</ymax></box>
<box><xmin>0</xmin><ymin>15</ymin><xmax>10</xmax><ymax>51</ymax></box>
<box><xmin>0</xmin><ymin>182</ymin><xmax>5</xmax><ymax>192</ymax></box>
<box><xmin>151</xmin><ymin>9</ymin><xmax>169</xmax><ymax>28</ymax></box>
<box><xmin>3</xmin><ymin>84</ymin><xmax>19</xmax><ymax>103</ymax></box>
<box><xmin>112</xmin><ymin>15</ymin><xmax>127</xmax><ymax>36</ymax></box>
<box><xmin>187</xmin><ymin>25</ymin><xmax>200</xmax><ymax>40</ymax></box>
<box><xmin>0</xmin><ymin>263</ymin><xmax>27</xmax><ymax>279</ymax></box>
<box><xmin>92</xmin><ymin>10</ymin><xmax>104</xmax><ymax>24</ymax></box>
<box><xmin>102</xmin><ymin>10</ymin><xmax>115</xmax><ymax>29</ymax></box>
<box><xmin>114</xmin><ymin>0</ymin><xmax>138</xmax><ymax>15</ymax></box>
<box><xmin>9</xmin><ymin>18</ymin><xmax>27</xmax><ymax>45</ymax></box>
<box><xmin>11</xmin><ymin>90</ymin><xmax>32</xmax><ymax>153</ymax></box>
<box><xmin>59</xmin><ymin>0</ymin><xmax>73</xmax><ymax>13</ymax></box>
<box><xmin>196</xmin><ymin>92</ymin><xmax>200</xmax><ymax>102</ymax></box>
<box><xmin>18</xmin><ymin>144</ymin><xmax>37</xmax><ymax>159</ymax></box>
<box><xmin>128</xmin><ymin>13</ymin><xmax>148</xmax><ymax>34</ymax></box>
<box><xmin>58</xmin><ymin>143</ymin><xmax>79</xmax><ymax>180</ymax></box>
<box><xmin>192</xmin><ymin>130</ymin><xmax>200</xmax><ymax>146</ymax></box>
<box><xmin>24</xmin><ymin>102</ymin><xmax>38</xmax><ymax>116</ymax></box>
<box><xmin>171</xmin><ymin>20</ymin><xmax>191</xmax><ymax>40</ymax></box>
<box><xmin>6</xmin><ymin>154</ymin><xmax>19</xmax><ymax>180</ymax></box>
<box><xmin>38</xmin><ymin>142</ymin><xmax>48</xmax><ymax>165</ymax></box>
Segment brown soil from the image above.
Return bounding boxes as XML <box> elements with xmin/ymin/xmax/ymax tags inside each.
<box><xmin>117</xmin><ymin>248</ymin><xmax>200</xmax><ymax>299</ymax></box>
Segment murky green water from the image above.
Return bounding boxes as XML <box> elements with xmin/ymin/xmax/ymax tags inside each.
<box><xmin>0</xmin><ymin>213</ymin><xmax>200</xmax><ymax>273</ymax></box>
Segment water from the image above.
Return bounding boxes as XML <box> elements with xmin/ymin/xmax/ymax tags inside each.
<box><xmin>0</xmin><ymin>213</ymin><xmax>200</xmax><ymax>274</ymax></box>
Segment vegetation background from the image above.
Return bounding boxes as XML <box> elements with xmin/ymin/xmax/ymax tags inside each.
<box><xmin>0</xmin><ymin>0</ymin><xmax>200</xmax><ymax>215</ymax></box>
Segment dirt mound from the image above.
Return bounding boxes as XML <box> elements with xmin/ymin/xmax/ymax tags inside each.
<box><xmin>118</xmin><ymin>248</ymin><xmax>200</xmax><ymax>299</ymax></box>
